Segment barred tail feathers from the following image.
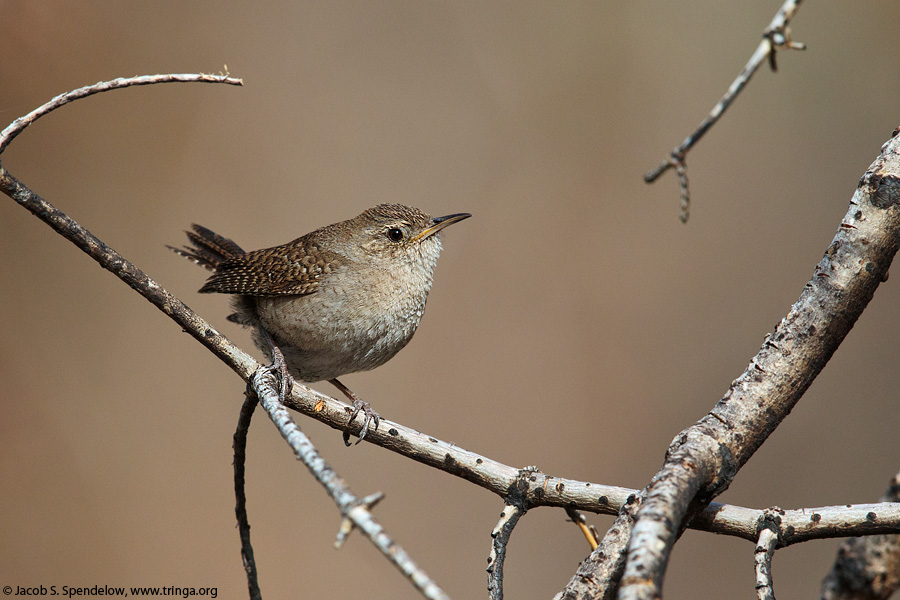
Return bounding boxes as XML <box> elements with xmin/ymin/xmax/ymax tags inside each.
<box><xmin>167</xmin><ymin>224</ymin><xmax>246</xmax><ymax>271</ymax></box>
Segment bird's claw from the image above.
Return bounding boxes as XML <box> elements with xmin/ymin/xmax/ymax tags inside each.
<box><xmin>255</xmin><ymin>362</ymin><xmax>292</xmax><ymax>396</ymax></box>
<box><xmin>259</xmin><ymin>327</ymin><xmax>293</xmax><ymax>401</ymax></box>
<box><xmin>265</xmin><ymin>355</ymin><xmax>293</xmax><ymax>402</ymax></box>
<box><xmin>343</xmin><ymin>399</ymin><xmax>381</xmax><ymax>446</ymax></box>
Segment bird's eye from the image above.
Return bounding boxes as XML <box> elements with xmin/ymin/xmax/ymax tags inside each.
<box><xmin>387</xmin><ymin>227</ymin><xmax>405</xmax><ymax>242</ymax></box>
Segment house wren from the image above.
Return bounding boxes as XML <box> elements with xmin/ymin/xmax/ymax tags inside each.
<box><xmin>170</xmin><ymin>204</ymin><xmax>470</xmax><ymax>443</ymax></box>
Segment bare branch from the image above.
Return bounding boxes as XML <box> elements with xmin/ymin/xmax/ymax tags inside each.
<box><xmin>644</xmin><ymin>0</ymin><xmax>805</xmax><ymax>221</ymax></box>
<box><xmin>0</xmin><ymin>76</ymin><xmax>448</xmax><ymax>600</ymax></box>
<box><xmin>564</xmin><ymin>129</ymin><xmax>900</xmax><ymax>599</ymax></box>
<box><xmin>821</xmin><ymin>470</ymin><xmax>900</xmax><ymax>600</ymax></box>
<box><xmin>755</xmin><ymin>529</ymin><xmax>778</xmax><ymax>600</ymax></box>
<box><xmin>755</xmin><ymin>510</ymin><xmax>781</xmax><ymax>600</ymax></box>
<box><xmin>0</xmin><ymin>73</ymin><xmax>242</xmax><ymax>156</ymax></box>
<box><xmin>250</xmin><ymin>367</ymin><xmax>450</xmax><ymax>600</ymax></box>
<box><xmin>695</xmin><ymin>502</ymin><xmax>900</xmax><ymax>546</ymax></box>
<box><xmin>5</xmin><ymin>157</ymin><xmax>900</xmax><ymax>597</ymax></box>
<box><xmin>487</xmin><ymin>503</ymin><xmax>524</xmax><ymax>600</ymax></box>
<box><xmin>0</xmin><ymin>169</ymin><xmax>262</xmax><ymax>378</ymax></box>
<box><xmin>5</xmin><ymin>77</ymin><xmax>900</xmax><ymax>599</ymax></box>
<box><xmin>234</xmin><ymin>393</ymin><xmax>262</xmax><ymax>600</ymax></box>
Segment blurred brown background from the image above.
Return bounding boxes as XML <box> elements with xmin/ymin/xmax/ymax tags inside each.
<box><xmin>2</xmin><ymin>2</ymin><xmax>899</xmax><ymax>598</ymax></box>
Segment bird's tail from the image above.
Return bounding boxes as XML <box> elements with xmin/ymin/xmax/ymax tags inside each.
<box><xmin>167</xmin><ymin>224</ymin><xmax>246</xmax><ymax>271</ymax></box>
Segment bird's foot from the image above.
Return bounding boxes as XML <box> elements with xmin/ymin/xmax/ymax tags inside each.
<box><xmin>330</xmin><ymin>378</ymin><xmax>380</xmax><ymax>446</ymax></box>
<box><xmin>270</xmin><ymin>350</ymin><xmax>294</xmax><ymax>402</ymax></box>
<box><xmin>259</xmin><ymin>327</ymin><xmax>293</xmax><ymax>401</ymax></box>
<box><xmin>346</xmin><ymin>398</ymin><xmax>381</xmax><ymax>445</ymax></box>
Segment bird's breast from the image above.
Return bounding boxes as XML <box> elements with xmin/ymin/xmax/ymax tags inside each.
<box><xmin>253</xmin><ymin>261</ymin><xmax>434</xmax><ymax>381</ymax></box>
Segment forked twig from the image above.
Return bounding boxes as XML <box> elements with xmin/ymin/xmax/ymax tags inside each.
<box><xmin>644</xmin><ymin>0</ymin><xmax>805</xmax><ymax>222</ymax></box>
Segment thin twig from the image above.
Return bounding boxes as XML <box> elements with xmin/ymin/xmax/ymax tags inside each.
<box><xmin>234</xmin><ymin>393</ymin><xmax>262</xmax><ymax>600</ymax></box>
<box><xmin>644</xmin><ymin>0</ymin><xmax>805</xmax><ymax>221</ymax></box>
<box><xmin>249</xmin><ymin>368</ymin><xmax>450</xmax><ymax>600</ymax></box>
<box><xmin>0</xmin><ymin>73</ymin><xmax>242</xmax><ymax>156</ymax></box>
<box><xmin>675</xmin><ymin>161</ymin><xmax>690</xmax><ymax>224</ymax></box>
<box><xmin>565</xmin><ymin>508</ymin><xmax>599</xmax><ymax>550</ymax></box>
<box><xmin>487</xmin><ymin>504</ymin><xmax>524</xmax><ymax>600</ymax></box>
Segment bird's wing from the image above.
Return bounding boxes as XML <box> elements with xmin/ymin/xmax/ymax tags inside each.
<box><xmin>199</xmin><ymin>241</ymin><xmax>346</xmax><ymax>296</ymax></box>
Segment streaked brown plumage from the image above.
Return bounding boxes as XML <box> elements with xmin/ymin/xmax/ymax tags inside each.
<box><xmin>170</xmin><ymin>204</ymin><xmax>470</xmax><ymax>442</ymax></box>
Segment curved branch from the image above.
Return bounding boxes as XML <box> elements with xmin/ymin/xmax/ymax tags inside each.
<box><xmin>0</xmin><ymin>73</ymin><xmax>242</xmax><ymax>156</ymax></box>
<box><xmin>487</xmin><ymin>503</ymin><xmax>525</xmax><ymax>600</ymax></box>
<box><xmin>234</xmin><ymin>393</ymin><xmax>261</xmax><ymax>600</ymax></box>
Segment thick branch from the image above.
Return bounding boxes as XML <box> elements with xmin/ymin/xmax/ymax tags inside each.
<box><xmin>554</xmin><ymin>494</ymin><xmax>643</xmax><ymax>600</ymax></box>
<box><xmin>619</xmin><ymin>132</ymin><xmax>900</xmax><ymax>599</ymax></box>
<box><xmin>563</xmin><ymin>130</ymin><xmax>900</xmax><ymax>600</ymax></box>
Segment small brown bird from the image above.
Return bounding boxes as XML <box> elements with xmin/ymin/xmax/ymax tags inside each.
<box><xmin>170</xmin><ymin>204</ymin><xmax>470</xmax><ymax>443</ymax></box>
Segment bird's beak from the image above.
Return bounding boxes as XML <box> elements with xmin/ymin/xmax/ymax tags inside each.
<box><xmin>411</xmin><ymin>212</ymin><xmax>472</xmax><ymax>242</ymax></box>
